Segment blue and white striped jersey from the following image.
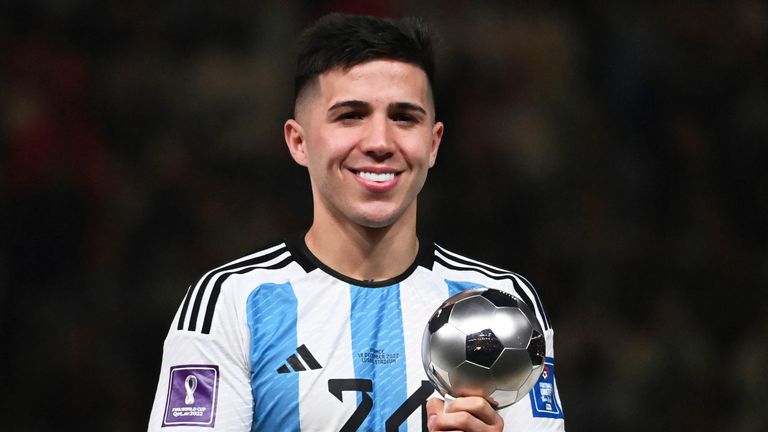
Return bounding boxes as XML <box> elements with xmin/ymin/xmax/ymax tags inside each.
<box><xmin>148</xmin><ymin>233</ymin><xmax>565</xmax><ymax>431</ymax></box>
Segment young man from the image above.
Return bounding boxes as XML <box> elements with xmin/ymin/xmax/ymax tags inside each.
<box><xmin>148</xmin><ymin>13</ymin><xmax>564</xmax><ymax>432</ymax></box>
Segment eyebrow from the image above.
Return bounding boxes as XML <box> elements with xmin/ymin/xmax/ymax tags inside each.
<box><xmin>389</xmin><ymin>102</ymin><xmax>427</xmax><ymax>115</ymax></box>
<box><xmin>328</xmin><ymin>100</ymin><xmax>369</xmax><ymax>112</ymax></box>
<box><xmin>327</xmin><ymin>100</ymin><xmax>427</xmax><ymax>115</ymax></box>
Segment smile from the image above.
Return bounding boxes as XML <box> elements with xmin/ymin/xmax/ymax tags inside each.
<box><xmin>355</xmin><ymin>171</ymin><xmax>398</xmax><ymax>182</ymax></box>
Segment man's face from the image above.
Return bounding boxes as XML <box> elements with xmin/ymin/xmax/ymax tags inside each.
<box><xmin>285</xmin><ymin>59</ymin><xmax>444</xmax><ymax>229</ymax></box>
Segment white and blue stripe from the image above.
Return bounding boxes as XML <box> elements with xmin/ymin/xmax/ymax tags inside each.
<box><xmin>152</xmin><ymin>234</ymin><xmax>562</xmax><ymax>431</ymax></box>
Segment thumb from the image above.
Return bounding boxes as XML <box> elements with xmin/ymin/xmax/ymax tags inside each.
<box><xmin>426</xmin><ymin>398</ymin><xmax>444</xmax><ymax>430</ymax></box>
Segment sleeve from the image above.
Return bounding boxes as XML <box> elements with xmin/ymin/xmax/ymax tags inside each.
<box><xmin>500</xmin><ymin>274</ymin><xmax>566</xmax><ymax>431</ymax></box>
<box><xmin>147</xmin><ymin>282</ymin><xmax>253</xmax><ymax>431</ymax></box>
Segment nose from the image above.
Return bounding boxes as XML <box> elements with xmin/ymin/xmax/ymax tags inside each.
<box><xmin>361</xmin><ymin>114</ymin><xmax>394</xmax><ymax>161</ymax></box>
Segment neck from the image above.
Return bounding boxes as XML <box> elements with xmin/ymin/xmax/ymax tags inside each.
<box><xmin>304</xmin><ymin>208</ymin><xmax>419</xmax><ymax>282</ymax></box>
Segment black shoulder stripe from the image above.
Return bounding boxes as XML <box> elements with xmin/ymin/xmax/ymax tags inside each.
<box><xmin>185</xmin><ymin>245</ymin><xmax>289</xmax><ymax>332</ymax></box>
<box><xmin>509</xmin><ymin>275</ymin><xmax>550</xmax><ymax>330</ymax></box>
<box><xmin>176</xmin><ymin>285</ymin><xmax>194</xmax><ymax>330</ymax></box>
<box><xmin>435</xmin><ymin>244</ymin><xmax>513</xmax><ymax>275</ymax></box>
<box><xmin>434</xmin><ymin>255</ymin><xmax>550</xmax><ymax>330</ymax></box>
<box><xmin>434</xmin><ymin>246</ymin><xmax>551</xmax><ymax>329</ymax></box>
<box><xmin>200</xmin><ymin>255</ymin><xmax>294</xmax><ymax>334</ymax></box>
<box><xmin>511</xmin><ymin>272</ymin><xmax>550</xmax><ymax>330</ymax></box>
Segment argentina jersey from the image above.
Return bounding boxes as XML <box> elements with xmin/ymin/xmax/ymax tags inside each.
<box><xmin>148</xmin><ymin>232</ymin><xmax>565</xmax><ymax>431</ymax></box>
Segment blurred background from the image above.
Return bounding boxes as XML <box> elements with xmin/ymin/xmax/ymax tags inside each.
<box><xmin>1</xmin><ymin>0</ymin><xmax>766</xmax><ymax>430</ymax></box>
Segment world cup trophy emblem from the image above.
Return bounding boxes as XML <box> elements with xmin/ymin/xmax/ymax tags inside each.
<box><xmin>184</xmin><ymin>375</ymin><xmax>198</xmax><ymax>405</ymax></box>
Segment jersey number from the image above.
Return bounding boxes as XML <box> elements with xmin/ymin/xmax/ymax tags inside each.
<box><xmin>328</xmin><ymin>379</ymin><xmax>434</xmax><ymax>432</ymax></box>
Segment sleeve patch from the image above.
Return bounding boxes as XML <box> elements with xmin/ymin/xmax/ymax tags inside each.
<box><xmin>162</xmin><ymin>365</ymin><xmax>220</xmax><ymax>427</ymax></box>
<box><xmin>529</xmin><ymin>357</ymin><xmax>564</xmax><ymax>419</ymax></box>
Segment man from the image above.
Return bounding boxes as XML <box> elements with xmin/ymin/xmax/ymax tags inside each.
<box><xmin>148</xmin><ymin>13</ymin><xmax>564</xmax><ymax>431</ymax></box>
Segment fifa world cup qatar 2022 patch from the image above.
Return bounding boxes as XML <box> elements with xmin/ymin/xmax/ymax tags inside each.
<box><xmin>529</xmin><ymin>357</ymin><xmax>564</xmax><ymax>419</ymax></box>
<box><xmin>163</xmin><ymin>365</ymin><xmax>219</xmax><ymax>427</ymax></box>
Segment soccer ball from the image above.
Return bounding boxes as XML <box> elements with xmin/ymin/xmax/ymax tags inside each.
<box><xmin>422</xmin><ymin>287</ymin><xmax>545</xmax><ymax>408</ymax></box>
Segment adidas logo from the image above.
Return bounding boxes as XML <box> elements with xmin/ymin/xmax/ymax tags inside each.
<box><xmin>277</xmin><ymin>344</ymin><xmax>323</xmax><ymax>374</ymax></box>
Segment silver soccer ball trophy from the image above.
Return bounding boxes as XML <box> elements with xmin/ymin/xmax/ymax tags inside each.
<box><xmin>422</xmin><ymin>287</ymin><xmax>545</xmax><ymax>408</ymax></box>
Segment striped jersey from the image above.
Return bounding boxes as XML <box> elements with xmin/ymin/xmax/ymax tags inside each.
<box><xmin>148</xmin><ymin>233</ymin><xmax>565</xmax><ymax>431</ymax></box>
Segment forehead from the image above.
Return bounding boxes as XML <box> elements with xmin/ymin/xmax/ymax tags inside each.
<box><xmin>316</xmin><ymin>60</ymin><xmax>431</xmax><ymax>107</ymax></box>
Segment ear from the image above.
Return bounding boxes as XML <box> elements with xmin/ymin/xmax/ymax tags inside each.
<box><xmin>428</xmin><ymin>121</ymin><xmax>444</xmax><ymax>168</ymax></box>
<box><xmin>284</xmin><ymin>119</ymin><xmax>308</xmax><ymax>167</ymax></box>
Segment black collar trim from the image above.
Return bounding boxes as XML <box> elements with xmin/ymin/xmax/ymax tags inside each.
<box><xmin>284</xmin><ymin>231</ymin><xmax>434</xmax><ymax>288</ymax></box>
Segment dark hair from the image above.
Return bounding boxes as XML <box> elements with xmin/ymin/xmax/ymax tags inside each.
<box><xmin>293</xmin><ymin>13</ymin><xmax>435</xmax><ymax>107</ymax></box>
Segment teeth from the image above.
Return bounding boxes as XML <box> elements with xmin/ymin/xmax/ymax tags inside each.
<box><xmin>357</xmin><ymin>171</ymin><xmax>396</xmax><ymax>182</ymax></box>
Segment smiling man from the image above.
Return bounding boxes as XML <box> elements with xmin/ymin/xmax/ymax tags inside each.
<box><xmin>285</xmin><ymin>58</ymin><xmax>441</xmax><ymax>282</ymax></box>
<box><xmin>148</xmin><ymin>13</ymin><xmax>564</xmax><ymax>432</ymax></box>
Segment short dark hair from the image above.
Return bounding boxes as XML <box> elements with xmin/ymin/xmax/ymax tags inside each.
<box><xmin>293</xmin><ymin>13</ymin><xmax>436</xmax><ymax>108</ymax></box>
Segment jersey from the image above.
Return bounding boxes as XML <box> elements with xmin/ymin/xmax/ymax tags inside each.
<box><xmin>148</xmin><ymin>233</ymin><xmax>565</xmax><ymax>431</ymax></box>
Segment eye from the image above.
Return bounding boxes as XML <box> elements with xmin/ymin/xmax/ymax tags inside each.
<box><xmin>336</xmin><ymin>111</ymin><xmax>365</xmax><ymax>122</ymax></box>
<box><xmin>391</xmin><ymin>113</ymin><xmax>419</xmax><ymax>125</ymax></box>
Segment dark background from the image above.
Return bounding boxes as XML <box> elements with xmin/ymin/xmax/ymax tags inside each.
<box><xmin>1</xmin><ymin>1</ymin><xmax>766</xmax><ymax>431</ymax></box>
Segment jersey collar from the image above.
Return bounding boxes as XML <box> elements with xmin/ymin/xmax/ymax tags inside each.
<box><xmin>284</xmin><ymin>231</ymin><xmax>435</xmax><ymax>288</ymax></box>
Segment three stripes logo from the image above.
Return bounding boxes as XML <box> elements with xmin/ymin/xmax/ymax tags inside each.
<box><xmin>277</xmin><ymin>344</ymin><xmax>323</xmax><ymax>374</ymax></box>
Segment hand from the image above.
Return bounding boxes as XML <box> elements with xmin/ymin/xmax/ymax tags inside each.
<box><xmin>426</xmin><ymin>397</ymin><xmax>504</xmax><ymax>432</ymax></box>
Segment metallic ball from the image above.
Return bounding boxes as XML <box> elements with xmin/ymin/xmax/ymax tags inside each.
<box><xmin>422</xmin><ymin>287</ymin><xmax>545</xmax><ymax>408</ymax></box>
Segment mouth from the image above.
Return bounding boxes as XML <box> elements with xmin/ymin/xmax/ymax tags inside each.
<box><xmin>350</xmin><ymin>169</ymin><xmax>402</xmax><ymax>192</ymax></box>
<box><xmin>355</xmin><ymin>171</ymin><xmax>398</xmax><ymax>182</ymax></box>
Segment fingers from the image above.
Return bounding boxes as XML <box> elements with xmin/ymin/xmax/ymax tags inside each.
<box><xmin>426</xmin><ymin>396</ymin><xmax>503</xmax><ymax>432</ymax></box>
<box><xmin>443</xmin><ymin>396</ymin><xmax>500</xmax><ymax>426</ymax></box>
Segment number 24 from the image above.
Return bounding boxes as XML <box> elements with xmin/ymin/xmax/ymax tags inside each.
<box><xmin>328</xmin><ymin>379</ymin><xmax>434</xmax><ymax>432</ymax></box>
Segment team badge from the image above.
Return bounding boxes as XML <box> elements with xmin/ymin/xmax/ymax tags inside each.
<box><xmin>529</xmin><ymin>357</ymin><xmax>564</xmax><ymax>418</ymax></box>
<box><xmin>163</xmin><ymin>365</ymin><xmax>219</xmax><ymax>427</ymax></box>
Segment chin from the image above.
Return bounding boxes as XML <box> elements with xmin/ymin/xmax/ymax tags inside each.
<box><xmin>353</xmin><ymin>210</ymin><xmax>402</xmax><ymax>229</ymax></box>
<box><xmin>356</xmin><ymin>217</ymin><xmax>397</xmax><ymax>229</ymax></box>
<box><xmin>349</xmin><ymin>202</ymin><xmax>415</xmax><ymax>230</ymax></box>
